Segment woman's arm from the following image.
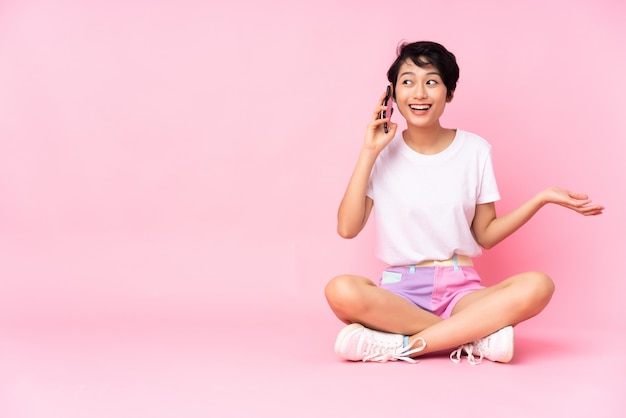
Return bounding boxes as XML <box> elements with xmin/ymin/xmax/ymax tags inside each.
<box><xmin>471</xmin><ymin>187</ymin><xmax>604</xmax><ymax>249</ymax></box>
<box><xmin>337</xmin><ymin>91</ymin><xmax>398</xmax><ymax>239</ymax></box>
<box><xmin>336</xmin><ymin>150</ymin><xmax>376</xmax><ymax>239</ymax></box>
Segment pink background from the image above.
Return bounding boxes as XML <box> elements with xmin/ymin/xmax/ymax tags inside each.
<box><xmin>1</xmin><ymin>0</ymin><xmax>624</xmax><ymax>417</ymax></box>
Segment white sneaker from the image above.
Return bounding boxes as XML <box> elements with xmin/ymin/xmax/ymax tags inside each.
<box><xmin>450</xmin><ymin>326</ymin><xmax>514</xmax><ymax>365</ymax></box>
<box><xmin>334</xmin><ymin>323</ymin><xmax>426</xmax><ymax>363</ymax></box>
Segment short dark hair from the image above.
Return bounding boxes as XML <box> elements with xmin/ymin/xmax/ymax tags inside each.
<box><xmin>387</xmin><ymin>41</ymin><xmax>459</xmax><ymax>100</ymax></box>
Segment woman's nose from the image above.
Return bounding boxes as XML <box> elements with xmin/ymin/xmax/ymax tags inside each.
<box><xmin>413</xmin><ymin>85</ymin><xmax>427</xmax><ymax>99</ymax></box>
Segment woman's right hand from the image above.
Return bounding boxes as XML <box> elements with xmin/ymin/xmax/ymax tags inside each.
<box><xmin>363</xmin><ymin>90</ymin><xmax>398</xmax><ymax>154</ymax></box>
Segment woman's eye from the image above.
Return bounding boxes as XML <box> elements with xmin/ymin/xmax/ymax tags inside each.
<box><xmin>402</xmin><ymin>79</ymin><xmax>413</xmax><ymax>85</ymax></box>
<box><xmin>426</xmin><ymin>80</ymin><xmax>438</xmax><ymax>85</ymax></box>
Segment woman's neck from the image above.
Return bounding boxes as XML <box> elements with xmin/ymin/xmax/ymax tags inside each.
<box><xmin>402</xmin><ymin>125</ymin><xmax>455</xmax><ymax>155</ymax></box>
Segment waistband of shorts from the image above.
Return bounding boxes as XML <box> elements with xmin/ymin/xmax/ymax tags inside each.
<box><xmin>397</xmin><ymin>254</ymin><xmax>473</xmax><ymax>268</ymax></box>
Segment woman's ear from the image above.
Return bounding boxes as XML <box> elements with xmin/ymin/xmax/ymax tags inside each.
<box><xmin>447</xmin><ymin>90</ymin><xmax>455</xmax><ymax>103</ymax></box>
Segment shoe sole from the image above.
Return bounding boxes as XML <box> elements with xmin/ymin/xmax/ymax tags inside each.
<box><xmin>334</xmin><ymin>323</ymin><xmax>364</xmax><ymax>356</ymax></box>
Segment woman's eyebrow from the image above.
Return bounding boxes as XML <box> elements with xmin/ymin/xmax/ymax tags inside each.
<box><xmin>399</xmin><ymin>70</ymin><xmax>441</xmax><ymax>77</ymax></box>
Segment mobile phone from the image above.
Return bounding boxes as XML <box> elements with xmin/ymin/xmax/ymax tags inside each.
<box><xmin>380</xmin><ymin>85</ymin><xmax>392</xmax><ymax>133</ymax></box>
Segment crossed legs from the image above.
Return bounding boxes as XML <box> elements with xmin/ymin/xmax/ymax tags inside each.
<box><xmin>324</xmin><ymin>271</ymin><xmax>555</xmax><ymax>358</ymax></box>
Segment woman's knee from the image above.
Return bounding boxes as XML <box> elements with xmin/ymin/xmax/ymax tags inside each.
<box><xmin>518</xmin><ymin>271</ymin><xmax>555</xmax><ymax>309</ymax></box>
<box><xmin>325</xmin><ymin>275</ymin><xmax>357</xmax><ymax>303</ymax></box>
<box><xmin>324</xmin><ymin>275</ymin><xmax>370</xmax><ymax>312</ymax></box>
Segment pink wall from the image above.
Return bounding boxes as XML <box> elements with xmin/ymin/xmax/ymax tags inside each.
<box><xmin>0</xmin><ymin>0</ymin><xmax>624</xmax><ymax>330</ymax></box>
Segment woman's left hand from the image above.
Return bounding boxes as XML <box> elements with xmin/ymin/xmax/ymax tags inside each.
<box><xmin>539</xmin><ymin>187</ymin><xmax>604</xmax><ymax>216</ymax></box>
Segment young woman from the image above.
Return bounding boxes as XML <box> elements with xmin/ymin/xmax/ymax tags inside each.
<box><xmin>324</xmin><ymin>41</ymin><xmax>604</xmax><ymax>364</ymax></box>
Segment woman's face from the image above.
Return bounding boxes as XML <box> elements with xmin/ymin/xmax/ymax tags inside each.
<box><xmin>394</xmin><ymin>58</ymin><xmax>452</xmax><ymax>128</ymax></box>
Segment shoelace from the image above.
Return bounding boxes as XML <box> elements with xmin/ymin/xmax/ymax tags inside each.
<box><xmin>362</xmin><ymin>337</ymin><xmax>426</xmax><ymax>363</ymax></box>
<box><xmin>450</xmin><ymin>344</ymin><xmax>484</xmax><ymax>365</ymax></box>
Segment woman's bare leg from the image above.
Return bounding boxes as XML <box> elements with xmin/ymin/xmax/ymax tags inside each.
<box><xmin>326</xmin><ymin>271</ymin><xmax>554</xmax><ymax>361</ymax></box>
<box><xmin>407</xmin><ymin>271</ymin><xmax>555</xmax><ymax>356</ymax></box>
<box><xmin>324</xmin><ymin>274</ymin><xmax>442</xmax><ymax>335</ymax></box>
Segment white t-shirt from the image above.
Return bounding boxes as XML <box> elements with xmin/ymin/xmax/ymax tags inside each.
<box><xmin>366</xmin><ymin>129</ymin><xmax>500</xmax><ymax>266</ymax></box>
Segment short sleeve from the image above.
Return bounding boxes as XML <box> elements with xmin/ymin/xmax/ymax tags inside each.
<box><xmin>477</xmin><ymin>149</ymin><xmax>500</xmax><ymax>204</ymax></box>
